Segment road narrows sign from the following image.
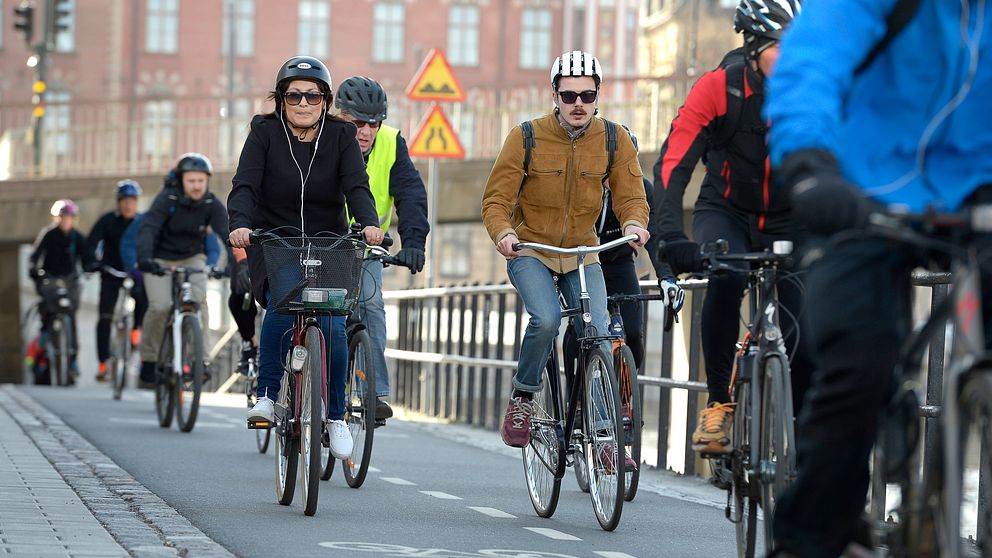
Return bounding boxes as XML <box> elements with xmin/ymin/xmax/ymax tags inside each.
<box><xmin>408</xmin><ymin>103</ymin><xmax>465</xmax><ymax>159</ymax></box>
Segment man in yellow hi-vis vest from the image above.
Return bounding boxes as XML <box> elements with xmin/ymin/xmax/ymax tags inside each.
<box><xmin>336</xmin><ymin>75</ymin><xmax>430</xmax><ymax>421</ymax></box>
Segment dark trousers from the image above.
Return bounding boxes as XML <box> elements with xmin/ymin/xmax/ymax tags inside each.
<box><xmin>601</xmin><ymin>258</ymin><xmax>645</xmax><ymax>369</ymax></box>
<box><xmin>693</xmin><ymin>209</ymin><xmax>813</xmax><ymax>407</ymax></box>
<box><xmin>228</xmin><ymin>292</ymin><xmax>258</xmax><ymax>342</ymax></box>
<box><xmin>97</xmin><ymin>276</ymin><xmax>149</xmax><ymax>362</ymax></box>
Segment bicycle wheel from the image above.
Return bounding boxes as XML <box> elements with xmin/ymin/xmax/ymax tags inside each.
<box><xmin>248</xmin><ymin>378</ymin><xmax>271</xmax><ymax>454</ymax></box>
<box><xmin>731</xmin><ymin>381</ymin><xmax>758</xmax><ymax>558</ymax></box>
<box><xmin>50</xmin><ymin>317</ymin><xmax>71</xmax><ymax>387</ymax></box>
<box><xmin>523</xmin><ymin>353</ymin><xmax>565</xmax><ymax>518</ymax></box>
<box><xmin>111</xmin><ymin>315</ymin><xmax>130</xmax><ymax>400</ymax></box>
<box><xmin>583</xmin><ymin>346</ymin><xmax>625</xmax><ymax>531</ymax></box>
<box><xmin>565</xmin><ymin>328</ymin><xmax>591</xmax><ymax>493</ymax></box>
<box><xmin>616</xmin><ymin>344</ymin><xmax>642</xmax><ymax>501</ymax></box>
<box><xmin>175</xmin><ymin>316</ymin><xmax>204</xmax><ymax>433</ymax></box>
<box><xmin>155</xmin><ymin>327</ymin><xmax>175</xmax><ymax>428</ymax></box>
<box><xmin>300</xmin><ymin>327</ymin><xmax>323</xmax><ymax>516</ymax></box>
<box><xmin>946</xmin><ymin>371</ymin><xmax>992</xmax><ymax>557</ymax></box>
<box><xmin>758</xmin><ymin>355</ymin><xmax>796</xmax><ymax>551</ymax></box>
<box><xmin>320</xmin><ymin>425</ymin><xmax>335</xmax><ymax>480</ymax></box>
<box><xmin>275</xmin><ymin>369</ymin><xmax>298</xmax><ymax>506</ymax></box>
<box><xmin>343</xmin><ymin>329</ymin><xmax>376</xmax><ymax>488</ymax></box>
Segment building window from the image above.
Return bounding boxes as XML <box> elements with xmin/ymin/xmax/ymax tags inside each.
<box><xmin>447</xmin><ymin>5</ymin><xmax>479</xmax><ymax>67</ymax></box>
<box><xmin>598</xmin><ymin>4</ymin><xmax>615</xmax><ymax>67</ymax></box>
<box><xmin>625</xmin><ymin>8</ymin><xmax>637</xmax><ymax>73</ymax></box>
<box><xmin>372</xmin><ymin>1</ymin><xmax>405</xmax><ymax>63</ymax></box>
<box><xmin>146</xmin><ymin>0</ymin><xmax>179</xmax><ymax>54</ymax></box>
<box><xmin>439</xmin><ymin>224</ymin><xmax>472</xmax><ymax>279</ymax></box>
<box><xmin>519</xmin><ymin>8</ymin><xmax>552</xmax><ymax>70</ymax></box>
<box><xmin>222</xmin><ymin>0</ymin><xmax>255</xmax><ymax>57</ymax></box>
<box><xmin>298</xmin><ymin>0</ymin><xmax>330</xmax><ymax>58</ymax></box>
<box><xmin>571</xmin><ymin>2</ymin><xmax>586</xmax><ymax>51</ymax></box>
<box><xmin>53</xmin><ymin>0</ymin><xmax>75</xmax><ymax>52</ymax></box>
<box><xmin>142</xmin><ymin>100</ymin><xmax>175</xmax><ymax>157</ymax></box>
<box><xmin>44</xmin><ymin>91</ymin><xmax>72</xmax><ymax>156</ymax></box>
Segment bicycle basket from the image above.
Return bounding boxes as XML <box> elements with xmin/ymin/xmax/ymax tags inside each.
<box><xmin>260</xmin><ymin>236</ymin><xmax>365</xmax><ymax>314</ymax></box>
<box><xmin>39</xmin><ymin>279</ymin><xmax>79</xmax><ymax>314</ymax></box>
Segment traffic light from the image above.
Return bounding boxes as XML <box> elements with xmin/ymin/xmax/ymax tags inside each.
<box><xmin>12</xmin><ymin>1</ymin><xmax>35</xmax><ymax>46</ymax></box>
<box><xmin>51</xmin><ymin>0</ymin><xmax>71</xmax><ymax>35</ymax></box>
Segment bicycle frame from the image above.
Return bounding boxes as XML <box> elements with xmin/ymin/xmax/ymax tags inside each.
<box><xmin>164</xmin><ymin>268</ymin><xmax>203</xmax><ymax>380</ymax></box>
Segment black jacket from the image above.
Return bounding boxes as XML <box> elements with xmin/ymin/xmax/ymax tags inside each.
<box><xmin>599</xmin><ymin>177</ymin><xmax>654</xmax><ymax>265</ymax></box>
<box><xmin>30</xmin><ymin>225</ymin><xmax>89</xmax><ymax>277</ymax></box>
<box><xmin>137</xmin><ymin>187</ymin><xmax>229</xmax><ymax>263</ymax></box>
<box><xmin>86</xmin><ymin>211</ymin><xmax>135</xmax><ymax>273</ymax></box>
<box><xmin>367</xmin><ymin>132</ymin><xmax>429</xmax><ymax>252</ymax></box>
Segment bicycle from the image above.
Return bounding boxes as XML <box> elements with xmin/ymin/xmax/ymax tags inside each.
<box><xmin>239</xmin><ymin>305</ymin><xmax>270</xmax><ymax>454</ymax></box>
<box><xmin>153</xmin><ymin>266</ymin><xmax>217</xmax><ymax>433</ymax></box>
<box><xmin>34</xmin><ymin>273</ymin><xmax>80</xmax><ymax>387</ymax></box>
<box><xmin>322</xmin><ymin>242</ymin><xmax>413</xmax><ymax>488</ymax></box>
<box><xmin>248</xmin><ymin>228</ymin><xmax>365</xmax><ymax>517</ymax></box>
<box><xmin>102</xmin><ymin>266</ymin><xmax>136</xmax><ymax>400</ymax></box>
<box><xmin>687</xmin><ymin>239</ymin><xmax>798</xmax><ymax>558</ymax></box>
<box><xmin>513</xmin><ymin>234</ymin><xmax>635</xmax><ymax>532</ymax></box>
<box><xmin>858</xmin><ymin>207</ymin><xmax>992</xmax><ymax>558</ymax></box>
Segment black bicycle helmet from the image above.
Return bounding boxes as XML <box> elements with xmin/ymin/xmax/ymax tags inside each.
<box><xmin>275</xmin><ymin>55</ymin><xmax>333</xmax><ymax>95</ymax></box>
<box><xmin>734</xmin><ymin>0</ymin><xmax>802</xmax><ymax>59</ymax></box>
<box><xmin>176</xmin><ymin>152</ymin><xmax>212</xmax><ymax>176</ymax></box>
<box><xmin>335</xmin><ymin>76</ymin><xmax>388</xmax><ymax>123</ymax></box>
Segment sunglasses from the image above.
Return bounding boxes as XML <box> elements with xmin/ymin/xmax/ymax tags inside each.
<box><xmin>351</xmin><ymin>120</ymin><xmax>381</xmax><ymax>129</ymax></box>
<box><xmin>558</xmin><ymin>89</ymin><xmax>598</xmax><ymax>104</ymax></box>
<box><xmin>283</xmin><ymin>91</ymin><xmax>325</xmax><ymax>106</ymax></box>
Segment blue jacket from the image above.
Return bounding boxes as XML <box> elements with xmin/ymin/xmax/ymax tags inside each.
<box><xmin>767</xmin><ymin>0</ymin><xmax>992</xmax><ymax>212</ymax></box>
<box><xmin>120</xmin><ymin>213</ymin><xmax>220</xmax><ymax>272</ymax></box>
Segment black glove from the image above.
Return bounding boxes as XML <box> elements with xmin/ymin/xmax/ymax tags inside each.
<box><xmin>396</xmin><ymin>247</ymin><xmax>426</xmax><ymax>274</ymax></box>
<box><xmin>661</xmin><ymin>240</ymin><xmax>703</xmax><ymax>276</ymax></box>
<box><xmin>29</xmin><ymin>268</ymin><xmax>42</xmax><ymax>281</ymax></box>
<box><xmin>783</xmin><ymin>148</ymin><xmax>871</xmax><ymax>235</ymax></box>
<box><xmin>138</xmin><ymin>259</ymin><xmax>163</xmax><ymax>275</ymax></box>
<box><xmin>233</xmin><ymin>262</ymin><xmax>251</xmax><ymax>295</ymax></box>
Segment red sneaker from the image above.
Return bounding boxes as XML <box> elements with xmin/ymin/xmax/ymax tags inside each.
<box><xmin>597</xmin><ymin>443</ymin><xmax>619</xmax><ymax>474</ymax></box>
<box><xmin>96</xmin><ymin>361</ymin><xmax>109</xmax><ymax>382</ymax></box>
<box><xmin>500</xmin><ymin>396</ymin><xmax>533</xmax><ymax>448</ymax></box>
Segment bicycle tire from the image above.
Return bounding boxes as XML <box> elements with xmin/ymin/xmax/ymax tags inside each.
<box><xmin>320</xmin><ymin>435</ymin><xmax>335</xmax><ymax>480</ymax></box>
<box><xmin>523</xmin><ymin>353</ymin><xmax>564</xmax><ymax>518</ymax></box>
<box><xmin>155</xmin><ymin>327</ymin><xmax>175</xmax><ymax>428</ymax></box>
<box><xmin>758</xmin><ymin>355</ymin><xmax>796</xmax><ymax>551</ymax></box>
<box><xmin>616</xmin><ymin>344</ymin><xmax>642</xmax><ymax>501</ymax></box>
<box><xmin>574</xmin><ymin>440</ymin><xmax>591</xmax><ymax>493</ymax></box>
<box><xmin>583</xmin><ymin>346</ymin><xmax>625</xmax><ymax>531</ymax></box>
<box><xmin>175</xmin><ymin>316</ymin><xmax>204</xmax><ymax>433</ymax></box>
<box><xmin>51</xmin><ymin>317</ymin><xmax>71</xmax><ymax>387</ymax></box>
<box><xmin>732</xmin><ymin>382</ymin><xmax>758</xmax><ymax>558</ymax></box>
<box><xmin>248</xmin><ymin>378</ymin><xmax>271</xmax><ymax>454</ymax></box>
<box><xmin>300</xmin><ymin>327</ymin><xmax>323</xmax><ymax>516</ymax></box>
<box><xmin>343</xmin><ymin>329</ymin><xmax>376</xmax><ymax>488</ymax></box>
<box><xmin>275</xmin><ymin>368</ymin><xmax>298</xmax><ymax>506</ymax></box>
<box><xmin>564</xmin><ymin>327</ymin><xmax>590</xmax><ymax>493</ymax></box>
<box><xmin>112</xmin><ymin>314</ymin><xmax>129</xmax><ymax>400</ymax></box>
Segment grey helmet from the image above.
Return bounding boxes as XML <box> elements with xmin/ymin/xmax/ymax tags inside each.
<box><xmin>176</xmin><ymin>152</ymin><xmax>212</xmax><ymax>176</ymax></box>
<box><xmin>275</xmin><ymin>55</ymin><xmax>333</xmax><ymax>96</ymax></box>
<box><xmin>335</xmin><ymin>76</ymin><xmax>388</xmax><ymax>123</ymax></box>
<box><xmin>734</xmin><ymin>0</ymin><xmax>802</xmax><ymax>59</ymax></box>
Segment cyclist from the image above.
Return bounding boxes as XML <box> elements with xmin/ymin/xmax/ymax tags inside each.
<box><xmin>481</xmin><ymin>50</ymin><xmax>650</xmax><ymax>450</ymax></box>
<box><xmin>648</xmin><ymin>0</ymin><xmax>811</xmax><ymax>455</ymax></box>
<box><xmin>766</xmin><ymin>1</ymin><xmax>992</xmax><ymax>556</ymax></box>
<box><xmin>136</xmin><ymin>153</ymin><xmax>229</xmax><ymax>389</ymax></box>
<box><xmin>228</xmin><ymin>247</ymin><xmax>257</xmax><ymax>376</ymax></box>
<box><xmin>29</xmin><ymin>199</ymin><xmax>91</xmax><ymax>384</ymax></box>
<box><xmin>85</xmin><ymin>180</ymin><xmax>149</xmax><ymax>383</ymax></box>
<box><xmin>228</xmin><ymin>56</ymin><xmax>383</xmax><ymax>460</ymax></box>
<box><xmin>335</xmin><ymin>75</ymin><xmax>430</xmax><ymax>421</ymax></box>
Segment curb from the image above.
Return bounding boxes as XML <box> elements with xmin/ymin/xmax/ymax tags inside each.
<box><xmin>0</xmin><ymin>385</ymin><xmax>235</xmax><ymax>558</ymax></box>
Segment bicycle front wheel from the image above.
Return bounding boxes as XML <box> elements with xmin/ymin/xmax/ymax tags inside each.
<box><xmin>946</xmin><ymin>371</ymin><xmax>992</xmax><ymax>557</ymax></box>
<box><xmin>732</xmin><ymin>377</ymin><xmax>758</xmax><ymax>558</ymax></box>
<box><xmin>275</xmin><ymin>369</ymin><xmax>298</xmax><ymax>506</ymax></box>
<box><xmin>523</xmin><ymin>353</ymin><xmax>564</xmax><ymax>518</ymax></box>
<box><xmin>616</xmin><ymin>344</ymin><xmax>642</xmax><ymax>501</ymax></box>
<box><xmin>155</xmin><ymin>328</ymin><xmax>175</xmax><ymax>428</ymax></box>
<box><xmin>175</xmin><ymin>316</ymin><xmax>204</xmax><ymax>433</ymax></box>
<box><xmin>248</xmin><ymin>378</ymin><xmax>271</xmax><ymax>454</ymax></box>
<box><xmin>583</xmin><ymin>346</ymin><xmax>625</xmax><ymax>531</ymax></box>
<box><xmin>300</xmin><ymin>327</ymin><xmax>323</xmax><ymax>516</ymax></box>
<box><xmin>758</xmin><ymin>355</ymin><xmax>796</xmax><ymax>550</ymax></box>
<box><xmin>343</xmin><ymin>329</ymin><xmax>376</xmax><ymax>489</ymax></box>
<box><xmin>50</xmin><ymin>317</ymin><xmax>71</xmax><ymax>387</ymax></box>
<box><xmin>111</xmin><ymin>316</ymin><xmax>130</xmax><ymax>400</ymax></box>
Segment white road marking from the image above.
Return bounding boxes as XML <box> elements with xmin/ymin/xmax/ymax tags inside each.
<box><xmin>595</xmin><ymin>552</ymin><xmax>639</xmax><ymax>558</ymax></box>
<box><xmin>368</xmin><ymin>466</ymin><xmax>381</xmax><ymax>473</ymax></box>
<box><xmin>380</xmin><ymin>477</ymin><xmax>417</xmax><ymax>486</ymax></box>
<box><xmin>523</xmin><ymin>527</ymin><xmax>581</xmax><ymax>541</ymax></box>
<box><xmin>467</xmin><ymin>506</ymin><xmax>516</xmax><ymax>518</ymax></box>
<box><xmin>419</xmin><ymin>491</ymin><xmax>462</xmax><ymax>500</ymax></box>
<box><xmin>108</xmin><ymin>417</ymin><xmax>236</xmax><ymax>428</ymax></box>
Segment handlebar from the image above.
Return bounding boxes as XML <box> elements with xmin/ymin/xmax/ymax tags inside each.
<box><xmin>696</xmin><ymin>239</ymin><xmax>794</xmax><ymax>275</ymax></box>
<box><xmin>512</xmin><ymin>234</ymin><xmax>640</xmax><ymax>255</ymax></box>
<box><xmin>100</xmin><ymin>266</ymin><xmax>130</xmax><ymax>280</ymax></box>
<box><xmin>232</xmin><ymin>227</ymin><xmax>393</xmax><ymax>249</ymax></box>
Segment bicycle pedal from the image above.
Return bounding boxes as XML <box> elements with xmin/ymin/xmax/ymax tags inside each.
<box><xmin>247</xmin><ymin>418</ymin><xmax>273</xmax><ymax>429</ymax></box>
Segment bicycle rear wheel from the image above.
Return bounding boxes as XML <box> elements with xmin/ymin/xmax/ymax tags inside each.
<box><xmin>583</xmin><ymin>346</ymin><xmax>625</xmax><ymax>531</ymax></box>
<box><xmin>732</xmin><ymin>380</ymin><xmax>758</xmax><ymax>558</ymax></box>
<box><xmin>343</xmin><ymin>329</ymin><xmax>376</xmax><ymax>488</ymax></box>
<box><xmin>300</xmin><ymin>327</ymin><xmax>323</xmax><ymax>516</ymax></box>
<box><xmin>175</xmin><ymin>316</ymin><xmax>204</xmax><ymax>433</ymax></box>
<box><xmin>275</xmin><ymin>369</ymin><xmax>298</xmax><ymax>506</ymax></box>
<box><xmin>616</xmin><ymin>344</ymin><xmax>642</xmax><ymax>501</ymax></box>
<box><xmin>946</xmin><ymin>371</ymin><xmax>992</xmax><ymax>557</ymax></box>
<box><xmin>523</xmin><ymin>353</ymin><xmax>565</xmax><ymax>518</ymax></box>
<box><xmin>758</xmin><ymin>355</ymin><xmax>796</xmax><ymax>551</ymax></box>
<box><xmin>566</xmin><ymin>328</ymin><xmax>590</xmax><ymax>494</ymax></box>
<box><xmin>155</xmin><ymin>328</ymin><xmax>175</xmax><ymax>428</ymax></box>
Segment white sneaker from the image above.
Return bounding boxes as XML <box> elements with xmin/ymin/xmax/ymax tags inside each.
<box><xmin>327</xmin><ymin>419</ymin><xmax>353</xmax><ymax>459</ymax></box>
<box><xmin>248</xmin><ymin>396</ymin><xmax>274</xmax><ymax>424</ymax></box>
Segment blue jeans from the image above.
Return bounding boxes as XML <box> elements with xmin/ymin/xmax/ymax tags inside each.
<box><xmin>506</xmin><ymin>257</ymin><xmax>610</xmax><ymax>393</ymax></box>
<box><xmin>256</xmin><ymin>290</ymin><xmax>348</xmax><ymax>421</ymax></box>
<box><xmin>358</xmin><ymin>260</ymin><xmax>389</xmax><ymax>397</ymax></box>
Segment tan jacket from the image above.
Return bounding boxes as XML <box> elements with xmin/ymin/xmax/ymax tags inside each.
<box><xmin>481</xmin><ymin>114</ymin><xmax>649</xmax><ymax>273</ymax></box>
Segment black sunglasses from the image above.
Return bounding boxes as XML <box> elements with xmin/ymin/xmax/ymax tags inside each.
<box><xmin>283</xmin><ymin>91</ymin><xmax>325</xmax><ymax>106</ymax></box>
<box><xmin>351</xmin><ymin>120</ymin><xmax>381</xmax><ymax>129</ymax></box>
<box><xmin>558</xmin><ymin>89</ymin><xmax>598</xmax><ymax>104</ymax></box>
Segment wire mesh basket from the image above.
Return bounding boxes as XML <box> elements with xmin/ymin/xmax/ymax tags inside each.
<box><xmin>260</xmin><ymin>236</ymin><xmax>365</xmax><ymax>314</ymax></box>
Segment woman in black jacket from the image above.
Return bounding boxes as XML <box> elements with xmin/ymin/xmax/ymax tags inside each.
<box><xmin>228</xmin><ymin>56</ymin><xmax>383</xmax><ymax>461</ymax></box>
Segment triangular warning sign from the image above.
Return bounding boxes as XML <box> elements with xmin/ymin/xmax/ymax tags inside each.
<box><xmin>405</xmin><ymin>49</ymin><xmax>466</xmax><ymax>102</ymax></box>
<box><xmin>408</xmin><ymin>104</ymin><xmax>465</xmax><ymax>159</ymax></box>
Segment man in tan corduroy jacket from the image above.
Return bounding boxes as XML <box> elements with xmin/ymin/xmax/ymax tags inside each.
<box><xmin>481</xmin><ymin>50</ymin><xmax>650</xmax><ymax>456</ymax></box>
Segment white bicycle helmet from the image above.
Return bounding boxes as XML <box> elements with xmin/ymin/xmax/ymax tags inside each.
<box><xmin>550</xmin><ymin>50</ymin><xmax>603</xmax><ymax>89</ymax></box>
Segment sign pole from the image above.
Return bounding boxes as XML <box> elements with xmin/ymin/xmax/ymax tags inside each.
<box><xmin>426</xmin><ymin>157</ymin><xmax>439</xmax><ymax>288</ymax></box>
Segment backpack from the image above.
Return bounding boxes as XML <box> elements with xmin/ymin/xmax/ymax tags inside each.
<box><xmin>520</xmin><ymin>118</ymin><xmax>621</xmax><ymax>184</ymax></box>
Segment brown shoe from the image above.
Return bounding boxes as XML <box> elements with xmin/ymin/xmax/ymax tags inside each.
<box><xmin>500</xmin><ymin>396</ymin><xmax>533</xmax><ymax>448</ymax></box>
<box><xmin>692</xmin><ymin>402</ymin><xmax>735</xmax><ymax>454</ymax></box>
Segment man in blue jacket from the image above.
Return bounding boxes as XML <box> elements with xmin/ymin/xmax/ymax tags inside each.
<box><xmin>766</xmin><ymin>1</ymin><xmax>992</xmax><ymax>556</ymax></box>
